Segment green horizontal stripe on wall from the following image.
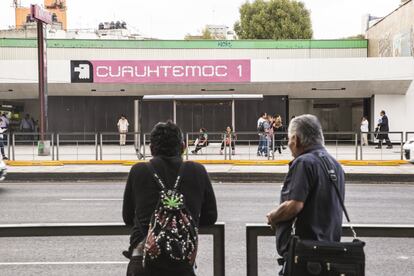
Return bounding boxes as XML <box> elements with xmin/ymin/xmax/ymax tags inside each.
<box><xmin>0</xmin><ymin>38</ymin><xmax>367</xmax><ymax>49</ymax></box>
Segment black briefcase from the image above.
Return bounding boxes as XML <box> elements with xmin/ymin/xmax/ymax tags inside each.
<box><xmin>283</xmin><ymin>153</ymin><xmax>366</xmax><ymax>276</ymax></box>
<box><xmin>285</xmin><ymin>236</ymin><xmax>365</xmax><ymax>275</ymax></box>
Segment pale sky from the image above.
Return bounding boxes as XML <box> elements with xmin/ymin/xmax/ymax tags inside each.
<box><xmin>0</xmin><ymin>0</ymin><xmax>402</xmax><ymax>39</ymax></box>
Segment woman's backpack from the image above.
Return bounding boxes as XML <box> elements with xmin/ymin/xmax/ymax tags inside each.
<box><xmin>143</xmin><ymin>162</ymin><xmax>198</xmax><ymax>268</ymax></box>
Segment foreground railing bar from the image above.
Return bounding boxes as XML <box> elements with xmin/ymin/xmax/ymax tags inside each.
<box><xmin>0</xmin><ymin>222</ymin><xmax>225</xmax><ymax>276</ymax></box>
<box><xmin>246</xmin><ymin>223</ymin><xmax>414</xmax><ymax>276</ymax></box>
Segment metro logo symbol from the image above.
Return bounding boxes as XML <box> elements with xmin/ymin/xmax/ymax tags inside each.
<box><xmin>71</xmin><ymin>61</ymin><xmax>93</xmax><ymax>83</ymax></box>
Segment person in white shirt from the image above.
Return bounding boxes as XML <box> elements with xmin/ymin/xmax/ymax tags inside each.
<box><xmin>360</xmin><ymin>116</ymin><xmax>369</xmax><ymax>146</ymax></box>
<box><xmin>117</xmin><ymin>115</ymin><xmax>129</xmax><ymax>146</ymax></box>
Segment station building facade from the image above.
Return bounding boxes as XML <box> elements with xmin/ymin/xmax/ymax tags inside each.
<box><xmin>0</xmin><ymin>38</ymin><xmax>413</xmax><ymax>134</ymax></box>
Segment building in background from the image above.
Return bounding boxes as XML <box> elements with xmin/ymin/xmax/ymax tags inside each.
<box><xmin>2</xmin><ymin>38</ymin><xmax>412</xmax><ymax>135</ymax></box>
<box><xmin>364</xmin><ymin>0</ymin><xmax>414</xmax><ymax>134</ymax></box>
<box><xmin>14</xmin><ymin>0</ymin><xmax>67</xmax><ymax>30</ymax></box>
<box><xmin>2</xmin><ymin>0</ymin><xmax>149</xmax><ymax>40</ymax></box>
<box><xmin>0</xmin><ymin>1</ymin><xmax>413</xmax><ymax>135</ymax></box>
<box><xmin>366</xmin><ymin>0</ymin><xmax>414</xmax><ymax>57</ymax></box>
<box><xmin>205</xmin><ymin>25</ymin><xmax>237</xmax><ymax>40</ymax></box>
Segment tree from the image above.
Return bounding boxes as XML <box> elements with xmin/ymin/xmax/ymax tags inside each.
<box><xmin>234</xmin><ymin>0</ymin><xmax>313</xmax><ymax>40</ymax></box>
<box><xmin>201</xmin><ymin>28</ymin><xmax>214</xmax><ymax>39</ymax></box>
<box><xmin>184</xmin><ymin>28</ymin><xmax>214</xmax><ymax>40</ymax></box>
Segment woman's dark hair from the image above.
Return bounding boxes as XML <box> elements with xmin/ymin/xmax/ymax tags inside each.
<box><xmin>150</xmin><ymin>121</ymin><xmax>184</xmax><ymax>157</ymax></box>
<box><xmin>200</xmin><ymin>128</ymin><xmax>207</xmax><ymax>132</ymax></box>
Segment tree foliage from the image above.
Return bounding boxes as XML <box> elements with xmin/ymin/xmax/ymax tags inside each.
<box><xmin>234</xmin><ymin>0</ymin><xmax>313</xmax><ymax>39</ymax></box>
<box><xmin>184</xmin><ymin>28</ymin><xmax>214</xmax><ymax>40</ymax></box>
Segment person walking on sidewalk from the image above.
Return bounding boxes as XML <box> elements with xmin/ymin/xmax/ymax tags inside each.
<box><xmin>376</xmin><ymin>110</ymin><xmax>392</xmax><ymax>149</ymax></box>
<box><xmin>360</xmin><ymin>116</ymin><xmax>369</xmax><ymax>146</ymax></box>
<box><xmin>117</xmin><ymin>115</ymin><xmax>129</xmax><ymax>146</ymax></box>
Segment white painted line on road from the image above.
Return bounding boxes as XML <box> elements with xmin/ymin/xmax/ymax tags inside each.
<box><xmin>0</xmin><ymin>261</ymin><xmax>128</xmax><ymax>266</ymax></box>
<box><xmin>397</xmin><ymin>256</ymin><xmax>410</xmax><ymax>260</ymax></box>
<box><xmin>60</xmin><ymin>199</ymin><xmax>122</xmax><ymax>201</ymax></box>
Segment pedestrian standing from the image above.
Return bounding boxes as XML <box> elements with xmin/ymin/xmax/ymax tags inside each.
<box><xmin>122</xmin><ymin>121</ymin><xmax>217</xmax><ymax>276</ymax></box>
<box><xmin>117</xmin><ymin>115</ymin><xmax>129</xmax><ymax>146</ymax></box>
<box><xmin>375</xmin><ymin>110</ymin><xmax>392</xmax><ymax>149</ymax></box>
<box><xmin>0</xmin><ymin>118</ymin><xmax>8</xmax><ymax>160</ymax></box>
<box><xmin>360</xmin><ymin>116</ymin><xmax>369</xmax><ymax>146</ymax></box>
<box><xmin>266</xmin><ymin>114</ymin><xmax>345</xmax><ymax>275</ymax></box>
<box><xmin>273</xmin><ymin>115</ymin><xmax>287</xmax><ymax>154</ymax></box>
<box><xmin>0</xmin><ymin>113</ymin><xmax>9</xmax><ymax>145</ymax></box>
<box><xmin>20</xmin><ymin>114</ymin><xmax>34</xmax><ymax>141</ymax></box>
<box><xmin>257</xmin><ymin>113</ymin><xmax>267</xmax><ymax>156</ymax></box>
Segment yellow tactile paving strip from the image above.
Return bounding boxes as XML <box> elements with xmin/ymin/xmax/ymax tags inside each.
<box><xmin>4</xmin><ymin>160</ymin><xmax>409</xmax><ymax>167</ymax></box>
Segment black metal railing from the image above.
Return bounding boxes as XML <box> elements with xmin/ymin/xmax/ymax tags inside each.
<box><xmin>0</xmin><ymin>222</ymin><xmax>225</xmax><ymax>276</ymax></box>
<box><xmin>246</xmin><ymin>223</ymin><xmax>414</xmax><ymax>276</ymax></box>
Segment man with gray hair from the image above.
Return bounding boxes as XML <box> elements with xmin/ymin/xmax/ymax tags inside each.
<box><xmin>266</xmin><ymin>114</ymin><xmax>345</xmax><ymax>275</ymax></box>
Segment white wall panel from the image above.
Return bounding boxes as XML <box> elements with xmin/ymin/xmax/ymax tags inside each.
<box><xmin>0</xmin><ymin>47</ymin><xmax>367</xmax><ymax>60</ymax></box>
<box><xmin>0</xmin><ymin>60</ymin><xmax>69</xmax><ymax>83</ymax></box>
<box><xmin>251</xmin><ymin>58</ymin><xmax>414</xmax><ymax>82</ymax></box>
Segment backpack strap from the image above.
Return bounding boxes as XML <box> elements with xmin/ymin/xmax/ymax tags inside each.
<box><xmin>146</xmin><ymin>161</ymin><xmax>186</xmax><ymax>191</ymax></box>
<box><xmin>173</xmin><ymin>161</ymin><xmax>186</xmax><ymax>190</ymax></box>
<box><xmin>145</xmin><ymin>162</ymin><xmax>166</xmax><ymax>190</ymax></box>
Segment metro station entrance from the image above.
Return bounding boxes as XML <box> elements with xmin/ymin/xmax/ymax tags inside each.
<box><xmin>289</xmin><ymin>98</ymin><xmax>370</xmax><ymax>132</ymax></box>
<box><xmin>176</xmin><ymin>101</ymin><xmax>232</xmax><ymax>133</ymax></box>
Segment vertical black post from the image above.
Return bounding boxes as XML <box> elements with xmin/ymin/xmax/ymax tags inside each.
<box><xmin>37</xmin><ymin>21</ymin><xmax>48</xmax><ymax>142</ymax></box>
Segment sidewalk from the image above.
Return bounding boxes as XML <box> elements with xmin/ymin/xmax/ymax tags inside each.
<box><xmin>5</xmin><ymin>163</ymin><xmax>414</xmax><ymax>183</ymax></box>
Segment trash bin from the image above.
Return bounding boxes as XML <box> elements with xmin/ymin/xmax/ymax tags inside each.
<box><xmin>38</xmin><ymin>140</ymin><xmax>51</xmax><ymax>156</ymax></box>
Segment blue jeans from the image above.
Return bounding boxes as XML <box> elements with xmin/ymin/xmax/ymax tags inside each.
<box><xmin>0</xmin><ymin>139</ymin><xmax>5</xmax><ymax>157</ymax></box>
<box><xmin>258</xmin><ymin>135</ymin><xmax>267</xmax><ymax>154</ymax></box>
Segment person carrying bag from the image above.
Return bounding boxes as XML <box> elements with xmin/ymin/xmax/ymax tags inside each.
<box><xmin>283</xmin><ymin>153</ymin><xmax>365</xmax><ymax>276</ymax></box>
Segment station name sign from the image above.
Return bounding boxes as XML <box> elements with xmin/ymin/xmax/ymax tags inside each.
<box><xmin>71</xmin><ymin>60</ymin><xmax>251</xmax><ymax>83</ymax></box>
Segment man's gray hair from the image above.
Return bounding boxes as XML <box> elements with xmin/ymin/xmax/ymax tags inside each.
<box><xmin>288</xmin><ymin>114</ymin><xmax>324</xmax><ymax>147</ymax></box>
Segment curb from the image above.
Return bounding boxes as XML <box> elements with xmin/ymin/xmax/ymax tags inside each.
<box><xmin>5</xmin><ymin>172</ymin><xmax>414</xmax><ymax>183</ymax></box>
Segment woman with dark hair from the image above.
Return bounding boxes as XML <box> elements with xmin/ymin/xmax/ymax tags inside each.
<box><xmin>273</xmin><ymin>115</ymin><xmax>287</xmax><ymax>154</ymax></box>
<box><xmin>191</xmin><ymin>128</ymin><xmax>208</xmax><ymax>154</ymax></box>
<box><xmin>220</xmin><ymin>126</ymin><xmax>236</xmax><ymax>155</ymax></box>
<box><xmin>122</xmin><ymin>121</ymin><xmax>217</xmax><ymax>276</ymax></box>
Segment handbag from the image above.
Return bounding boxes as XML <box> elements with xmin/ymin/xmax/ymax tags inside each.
<box><xmin>283</xmin><ymin>153</ymin><xmax>366</xmax><ymax>276</ymax></box>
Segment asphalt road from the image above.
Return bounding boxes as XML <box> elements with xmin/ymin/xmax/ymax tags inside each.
<box><xmin>0</xmin><ymin>182</ymin><xmax>413</xmax><ymax>276</ymax></box>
